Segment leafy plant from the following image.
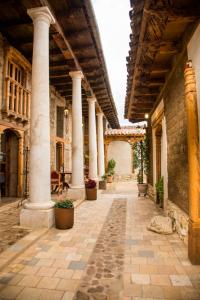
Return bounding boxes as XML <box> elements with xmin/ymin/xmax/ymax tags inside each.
<box><xmin>133</xmin><ymin>134</ymin><xmax>149</xmax><ymax>184</ymax></box>
<box><xmin>155</xmin><ymin>176</ymin><xmax>164</xmax><ymax>207</ymax></box>
<box><xmin>85</xmin><ymin>179</ymin><xmax>96</xmax><ymax>189</ymax></box>
<box><xmin>107</xmin><ymin>159</ymin><xmax>116</xmax><ymax>170</ymax></box>
<box><xmin>101</xmin><ymin>174</ymin><xmax>108</xmax><ymax>180</ymax></box>
<box><xmin>106</xmin><ymin>159</ymin><xmax>116</xmax><ymax>177</ymax></box>
<box><xmin>54</xmin><ymin>199</ymin><xmax>74</xmax><ymax>209</ymax></box>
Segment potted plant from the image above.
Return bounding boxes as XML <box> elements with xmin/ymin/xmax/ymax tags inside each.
<box><xmin>134</xmin><ymin>136</ymin><xmax>149</xmax><ymax>196</ymax></box>
<box><xmin>99</xmin><ymin>174</ymin><xmax>107</xmax><ymax>190</ymax></box>
<box><xmin>106</xmin><ymin>159</ymin><xmax>116</xmax><ymax>183</ymax></box>
<box><xmin>155</xmin><ymin>176</ymin><xmax>164</xmax><ymax>208</ymax></box>
<box><xmin>85</xmin><ymin>179</ymin><xmax>97</xmax><ymax>200</ymax></box>
<box><xmin>54</xmin><ymin>199</ymin><xmax>74</xmax><ymax>229</ymax></box>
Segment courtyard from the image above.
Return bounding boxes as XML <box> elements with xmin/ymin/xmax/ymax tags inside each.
<box><xmin>0</xmin><ymin>181</ymin><xmax>199</xmax><ymax>300</ymax></box>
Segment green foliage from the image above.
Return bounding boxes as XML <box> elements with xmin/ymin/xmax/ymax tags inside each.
<box><xmin>137</xmin><ymin>172</ymin><xmax>143</xmax><ymax>184</ymax></box>
<box><xmin>101</xmin><ymin>173</ymin><xmax>108</xmax><ymax>180</ymax></box>
<box><xmin>54</xmin><ymin>199</ymin><xmax>74</xmax><ymax>209</ymax></box>
<box><xmin>133</xmin><ymin>134</ymin><xmax>150</xmax><ymax>184</ymax></box>
<box><xmin>155</xmin><ymin>176</ymin><xmax>164</xmax><ymax>206</ymax></box>
<box><xmin>106</xmin><ymin>159</ymin><xmax>116</xmax><ymax>176</ymax></box>
<box><xmin>108</xmin><ymin>159</ymin><xmax>116</xmax><ymax>170</ymax></box>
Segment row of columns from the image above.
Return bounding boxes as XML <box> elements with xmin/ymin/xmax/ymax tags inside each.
<box><xmin>20</xmin><ymin>6</ymin><xmax>105</xmax><ymax>228</ymax></box>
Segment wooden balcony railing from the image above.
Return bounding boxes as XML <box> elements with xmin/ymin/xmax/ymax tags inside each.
<box><xmin>3</xmin><ymin>77</ymin><xmax>31</xmax><ymax>122</ymax></box>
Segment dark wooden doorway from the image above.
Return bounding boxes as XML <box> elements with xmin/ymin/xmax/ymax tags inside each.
<box><xmin>1</xmin><ymin>130</ymin><xmax>19</xmax><ymax>197</ymax></box>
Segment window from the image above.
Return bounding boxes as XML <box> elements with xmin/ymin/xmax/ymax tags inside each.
<box><xmin>3</xmin><ymin>47</ymin><xmax>31</xmax><ymax>122</ymax></box>
<box><xmin>56</xmin><ymin>106</ymin><xmax>64</xmax><ymax>138</ymax></box>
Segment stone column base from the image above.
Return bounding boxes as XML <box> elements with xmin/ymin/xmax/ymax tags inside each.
<box><xmin>188</xmin><ymin>220</ymin><xmax>200</xmax><ymax>264</ymax></box>
<box><xmin>20</xmin><ymin>208</ymin><xmax>54</xmax><ymax>229</ymax></box>
<box><xmin>67</xmin><ymin>187</ymin><xmax>85</xmax><ymax>201</ymax></box>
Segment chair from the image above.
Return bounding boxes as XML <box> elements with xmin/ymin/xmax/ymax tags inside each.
<box><xmin>51</xmin><ymin>170</ymin><xmax>62</xmax><ymax>194</ymax></box>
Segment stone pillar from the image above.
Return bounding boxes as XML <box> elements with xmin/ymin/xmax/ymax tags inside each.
<box><xmin>69</xmin><ymin>71</ymin><xmax>84</xmax><ymax>187</ymax></box>
<box><xmin>20</xmin><ymin>7</ymin><xmax>55</xmax><ymax>229</ymax></box>
<box><xmin>184</xmin><ymin>61</ymin><xmax>200</xmax><ymax>264</ymax></box>
<box><xmin>97</xmin><ymin>112</ymin><xmax>105</xmax><ymax>177</ymax></box>
<box><xmin>17</xmin><ymin>135</ymin><xmax>24</xmax><ymax>197</ymax></box>
<box><xmin>88</xmin><ymin>97</ymin><xmax>98</xmax><ymax>180</ymax></box>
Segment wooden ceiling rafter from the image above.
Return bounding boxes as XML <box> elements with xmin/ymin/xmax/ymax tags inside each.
<box><xmin>125</xmin><ymin>0</ymin><xmax>200</xmax><ymax>122</ymax></box>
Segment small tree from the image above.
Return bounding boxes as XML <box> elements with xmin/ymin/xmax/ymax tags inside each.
<box><xmin>133</xmin><ymin>135</ymin><xmax>149</xmax><ymax>184</ymax></box>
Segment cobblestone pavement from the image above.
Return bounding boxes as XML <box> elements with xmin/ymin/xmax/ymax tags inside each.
<box><xmin>0</xmin><ymin>200</ymin><xmax>31</xmax><ymax>253</ymax></box>
<box><xmin>0</xmin><ymin>182</ymin><xmax>199</xmax><ymax>300</ymax></box>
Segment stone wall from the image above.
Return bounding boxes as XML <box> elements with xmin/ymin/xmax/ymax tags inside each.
<box><xmin>163</xmin><ymin>54</ymin><xmax>189</xmax><ymax>214</ymax></box>
<box><xmin>166</xmin><ymin>200</ymin><xmax>189</xmax><ymax>244</ymax></box>
<box><xmin>50</xmin><ymin>86</ymin><xmax>72</xmax><ymax>172</ymax></box>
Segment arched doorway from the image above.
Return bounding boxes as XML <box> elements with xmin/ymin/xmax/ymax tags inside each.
<box><xmin>1</xmin><ymin>129</ymin><xmax>19</xmax><ymax>197</ymax></box>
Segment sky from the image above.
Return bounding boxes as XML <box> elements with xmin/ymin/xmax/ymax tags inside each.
<box><xmin>91</xmin><ymin>0</ymin><xmax>133</xmax><ymax>126</ymax></box>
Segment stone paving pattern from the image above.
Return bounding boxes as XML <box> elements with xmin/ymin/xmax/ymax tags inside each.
<box><xmin>75</xmin><ymin>199</ymin><xmax>126</xmax><ymax>300</ymax></box>
<box><xmin>0</xmin><ymin>182</ymin><xmax>199</xmax><ymax>299</ymax></box>
<box><xmin>0</xmin><ymin>200</ymin><xmax>31</xmax><ymax>253</ymax></box>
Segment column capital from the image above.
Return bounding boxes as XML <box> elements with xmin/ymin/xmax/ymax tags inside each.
<box><xmin>27</xmin><ymin>6</ymin><xmax>55</xmax><ymax>25</ymax></box>
<box><xmin>69</xmin><ymin>70</ymin><xmax>84</xmax><ymax>80</ymax></box>
<box><xmin>97</xmin><ymin>112</ymin><xmax>104</xmax><ymax>118</ymax></box>
<box><xmin>87</xmin><ymin>96</ymin><xmax>96</xmax><ymax>103</ymax></box>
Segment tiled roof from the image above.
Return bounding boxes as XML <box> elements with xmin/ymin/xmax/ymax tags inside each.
<box><xmin>105</xmin><ymin>126</ymin><xmax>145</xmax><ymax>136</ymax></box>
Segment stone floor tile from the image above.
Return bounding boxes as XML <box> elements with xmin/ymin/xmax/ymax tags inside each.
<box><xmin>0</xmin><ymin>285</ymin><xmax>24</xmax><ymax>299</ymax></box>
<box><xmin>19</xmin><ymin>266</ymin><xmax>40</xmax><ymax>276</ymax></box>
<box><xmin>54</xmin><ymin>269</ymin><xmax>74</xmax><ymax>279</ymax></box>
<box><xmin>17</xmin><ymin>275</ymin><xmax>41</xmax><ymax>288</ymax></box>
<box><xmin>56</xmin><ymin>279</ymin><xmax>80</xmax><ymax>292</ymax></box>
<box><xmin>37</xmin><ymin>266</ymin><xmax>57</xmax><ymax>277</ymax></box>
<box><xmin>9</xmin><ymin>274</ymin><xmax>24</xmax><ymax>285</ymax></box>
<box><xmin>137</xmin><ymin>250</ymin><xmax>155</xmax><ymax>258</ymax></box>
<box><xmin>182</xmin><ymin>287</ymin><xmax>200</xmax><ymax>300</ymax></box>
<box><xmin>36</xmin><ymin>258</ymin><xmax>55</xmax><ymax>267</ymax></box>
<box><xmin>156</xmin><ymin>265</ymin><xmax>177</xmax><ymax>275</ymax></box>
<box><xmin>131</xmin><ymin>274</ymin><xmax>150</xmax><ymax>285</ymax></box>
<box><xmin>68</xmin><ymin>261</ymin><xmax>87</xmax><ymax>270</ymax></box>
<box><xmin>37</xmin><ymin>277</ymin><xmax>60</xmax><ymax>289</ymax></box>
<box><xmin>142</xmin><ymin>285</ymin><xmax>164</xmax><ymax>298</ymax></box>
<box><xmin>139</xmin><ymin>264</ymin><xmax>158</xmax><ymax>275</ymax></box>
<box><xmin>170</xmin><ymin>275</ymin><xmax>192</xmax><ymax>287</ymax></box>
<box><xmin>16</xmin><ymin>287</ymin><xmax>43</xmax><ymax>300</ymax></box>
<box><xmin>61</xmin><ymin>292</ymin><xmax>75</xmax><ymax>300</ymax></box>
<box><xmin>72</xmin><ymin>270</ymin><xmax>84</xmax><ymax>280</ymax></box>
<box><xmin>150</xmin><ymin>275</ymin><xmax>171</xmax><ymax>286</ymax></box>
<box><xmin>163</xmin><ymin>286</ymin><xmax>183</xmax><ymax>299</ymax></box>
<box><xmin>123</xmin><ymin>283</ymin><xmax>143</xmax><ymax>297</ymax></box>
<box><xmin>38</xmin><ymin>289</ymin><xmax>64</xmax><ymax>300</ymax></box>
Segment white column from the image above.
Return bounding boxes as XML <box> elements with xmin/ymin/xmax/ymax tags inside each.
<box><xmin>97</xmin><ymin>112</ymin><xmax>105</xmax><ymax>177</ymax></box>
<box><xmin>88</xmin><ymin>97</ymin><xmax>98</xmax><ymax>180</ymax></box>
<box><xmin>69</xmin><ymin>71</ymin><xmax>84</xmax><ymax>188</ymax></box>
<box><xmin>20</xmin><ymin>7</ymin><xmax>55</xmax><ymax>228</ymax></box>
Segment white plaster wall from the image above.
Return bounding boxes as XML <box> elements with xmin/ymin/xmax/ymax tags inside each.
<box><xmin>187</xmin><ymin>24</ymin><xmax>200</xmax><ymax>140</ymax></box>
<box><xmin>107</xmin><ymin>141</ymin><xmax>132</xmax><ymax>175</ymax></box>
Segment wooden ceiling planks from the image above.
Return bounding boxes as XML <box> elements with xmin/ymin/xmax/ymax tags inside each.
<box><xmin>0</xmin><ymin>0</ymin><xmax>119</xmax><ymax>128</ymax></box>
<box><xmin>125</xmin><ymin>0</ymin><xmax>200</xmax><ymax>122</ymax></box>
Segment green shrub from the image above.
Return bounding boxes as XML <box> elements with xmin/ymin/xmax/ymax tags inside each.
<box><xmin>54</xmin><ymin>199</ymin><xmax>74</xmax><ymax>209</ymax></box>
<box><xmin>155</xmin><ymin>177</ymin><xmax>164</xmax><ymax>206</ymax></box>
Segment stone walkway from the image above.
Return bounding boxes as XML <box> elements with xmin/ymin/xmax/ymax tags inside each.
<box><xmin>0</xmin><ymin>182</ymin><xmax>199</xmax><ymax>299</ymax></box>
<box><xmin>0</xmin><ymin>200</ymin><xmax>31</xmax><ymax>253</ymax></box>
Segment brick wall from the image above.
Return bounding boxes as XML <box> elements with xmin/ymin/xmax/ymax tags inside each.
<box><xmin>164</xmin><ymin>55</ymin><xmax>189</xmax><ymax>213</ymax></box>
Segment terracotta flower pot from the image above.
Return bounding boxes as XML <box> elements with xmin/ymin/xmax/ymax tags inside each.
<box><xmin>55</xmin><ymin>207</ymin><xmax>74</xmax><ymax>229</ymax></box>
<box><xmin>107</xmin><ymin>175</ymin><xmax>113</xmax><ymax>183</ymax></box>
<box><xmin>99</xmin><ymin>180</ymin><xmax>107</xmax><ymax>190</ymax></box>
<box><xmin>86</xmin><ymin>187</ymin><xmax>97</xmax><ymax>200</ymax></box>
<box><xmin>137</xmin><ymin>183</ymin><xmax>148</xmax><ymax>197</ymax></box>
